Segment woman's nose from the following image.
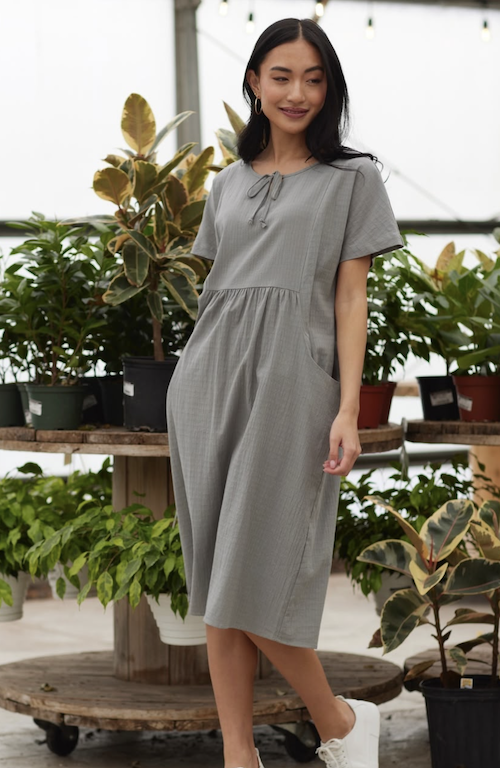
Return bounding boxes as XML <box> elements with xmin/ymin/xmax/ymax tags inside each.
<box><xmin>286</xmin><ymin>81</ymin><xmax>306</xmax><ymax>103</ymax></box>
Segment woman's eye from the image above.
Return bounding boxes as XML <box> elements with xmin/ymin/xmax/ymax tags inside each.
<box><xmin>308</xmin><ymin>79</ymin><xmax>322</xmax><ymax>84</ymax></box>
<box><xmin>273</xmin><ymin>77</ymin><xmax>287</xmax><ymax>82</ymax></box>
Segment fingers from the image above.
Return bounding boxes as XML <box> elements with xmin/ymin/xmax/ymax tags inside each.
<box><xmin>323</xmin><ymin>443</ymin><xmax>361</xmax><ymax>477</ymax></box>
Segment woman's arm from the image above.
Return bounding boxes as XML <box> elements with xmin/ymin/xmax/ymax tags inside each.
<box><xmin>323</xmin><ymin>254</ymin><xmax>371</xmax><ymax>477</ymax></box>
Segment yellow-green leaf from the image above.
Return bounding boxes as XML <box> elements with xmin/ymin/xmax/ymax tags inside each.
<box><xmin>107</xmin><ymin>233</ymin><xmax>130</xmax><ymax>255</ymax></box>
<box><xmin>160</xmin><ymin>273</ymin><xmax>199</xmax><ymax>320</ymax></box>
<box><xmin>184</xmin><ymin>147</ymin><xmax>215</xmax><ymax>194</ymax></box>
<box><xmin>409</xmin><ymin>560</ymin><xmax>448</xmax><ymax>596</ymax></box>
<box><xmin>380</xmin><ymin>588</ymin><xmax>430</xmax><ymax>654</ymax></box>
<box><xmin>446</xmin><ymin>558</ymin><xmax>500</xmax><ymax>596</ymax></box>
<box><xmin>123</xmin><ymin>241</ymin><xmax>149</xmax><ymax>287</ymax></box>
<box><xmin>180</xmin><ymin>200</ymin><xmax>205</xmax><ymax>231</ymax></box>
<box><xmin>133</xmin><ymin>161</ymin><xmax>158</xmax><ymax>205</ymax></box>
<box><xmin>419</xmin><ymin>499</ymin><xmax>474</xmax><ymax>562</ymax></box>
<box><xmin>165</xmin><ymin>175</ymin><xmax>188</xmax><ymax>219</ymax></box>
<box><xmin>104</xmin><ymin>154</ymin><xmax>126</xmax><ymax>168</ymax></box>
<box><xmin>127</xmin><ymin>230</ymin><xmax>157</xmax><ymax>261</ymax></box>
<box><xmin>357</xmin><ymin>539</ymin><xmax>420</xmax><ymax>579</ymax></box>
<box><xmin>167</xmin><ymin>259</ymin><xmax>198</xmax><ymax>284</ymax></box>
<box><xmin>96</xmin><ymin>572</ymin><xmax>114</xmax><ymax>608</ymax></box>
<box><xmin>103</xmin><ymin>272</ymin><xmax>147</xmax><ymax>305</ymax></box>
<box><xmin>121</xmin><ymin>93</ymin><xmax>156</xmax><ymax>155</ymax></box>
<box><xmin>223</xmin><ymin>101</ymin><xmax>246</xmax><ymax>134</ymax></box>
<box><xmin>129</xmin><ymin>577</ymin><xmax>142</xmax><ymax>609</ymax></box>
<box><xmin>470</xmin><ymin>520</ymin><xmax>500</xmax><ymax>561</ymax></box>
<box><xmin>155</xmin><ymin>143</ymin><xmax>197</xmax><ymax>189</ymax></box>
<box><xmin>365</xmin><ymin>496</ymin><xmax>429</xmax><ymax>561</ymax></box>
<box><xmin>93</xmin><ymin>167</ymin><xmax>133</xmax><ymax>206</ymax></box>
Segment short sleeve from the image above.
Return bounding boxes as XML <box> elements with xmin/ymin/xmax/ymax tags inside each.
<box><xmin>340</xmin><ymin>159</ymin><xmax>403</xmax><ymax>263</ymax></box>
<box><xmin>191</xmin><ymin>171</ymin><xmax>224</xmax><ymax>261</ymax></box>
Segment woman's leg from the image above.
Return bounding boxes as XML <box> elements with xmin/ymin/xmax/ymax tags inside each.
<box><xmin>244</xmin><ymin>631</ymin><xmax>355</xmax><ymax>742</ymax></box>
<box><xmin>205</xmin><ymin>623</ymin><xmax>260</xmax><ymax>768</ymax></box>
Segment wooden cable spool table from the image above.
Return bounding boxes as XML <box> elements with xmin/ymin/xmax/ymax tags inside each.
<box><xmin>0</xmin><ymin>424</ymin><xmax>404</xmax><ymax>761</ymax></box>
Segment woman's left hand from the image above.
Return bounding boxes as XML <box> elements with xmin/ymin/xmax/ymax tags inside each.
<box><xmin>323</xmin><ymin>412</ymin><xmax>361</xmax><ymax>477</ymax></box>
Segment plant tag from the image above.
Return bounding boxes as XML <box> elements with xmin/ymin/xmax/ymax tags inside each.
<box><xmin>430</xmin><ymin>390</ymin><xmax>454</xmax><ymax>407</ymax></box>
<box><xmin>29</xmin><ymin>399</ymin><xmax>42</xmax><ymax>416</ymax></box>
<box><xmin>123</xmin><ymin>381</ymin><xmax>134</xmax><ymax>397</ymax></box>
<box><xmin>457</xmin><ymin>394</ymin><xmax>473</xmax><ymax>412</ymax></box>
<box><xmin>83</xmin><ymin>395</ymin><xmax>98</xmax><ymax>410</ymax></box>
<box><xmin>460</xmin><ymin>678</ymin><xmax>473</xmax><ymax>689</ymax></box>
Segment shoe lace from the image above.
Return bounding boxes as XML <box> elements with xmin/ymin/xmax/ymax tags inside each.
<box><xmin>316</xmin><ymin>740</ymin><xmax>350</xmax><ymax>768</ymax></box>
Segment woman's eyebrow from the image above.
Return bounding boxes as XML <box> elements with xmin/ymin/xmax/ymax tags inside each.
<box><xmin>269</xmin><ymin>65</ymin><xmax>325</xmax><ymax>74</ymax></box>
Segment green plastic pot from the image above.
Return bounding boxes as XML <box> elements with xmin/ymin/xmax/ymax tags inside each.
<box><xmin>0</xmin><ymin>383</ymin><xmax>24</xmax><ymax>427</ymax></box>
<box><xmin>26</xmin><ymin>384</ymin><xmax>86</xmax><ymax>430</ymax></box>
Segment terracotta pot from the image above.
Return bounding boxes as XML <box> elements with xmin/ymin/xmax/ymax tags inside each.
<box><xmin>452</xmin><ymin>375</ymin><xmax>500</xmax><ymax>422</ymax></box>
<box><xmin>358</xmin><ymin>384</ymin><xmax>386</xmax><ymax>429</ymax></box>
<box><xmin>379</xmin><ymin>381</ymin><xmax>397</xmax><ymax>424</ymax></box>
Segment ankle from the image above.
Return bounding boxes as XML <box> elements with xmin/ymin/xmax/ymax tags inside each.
<box><xmin>319</xmin><ymin>698</ymin><xmax>356</xmax><ymax>741</ymax></box>
<box><xmin>224</xmin><ymin>744</ymin><xmax>258</xmax><ymax>768</ymax></box>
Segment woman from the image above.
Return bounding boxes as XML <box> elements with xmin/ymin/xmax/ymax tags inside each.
<box><xmin>166</xmin><ymin>17</ymin><xmax>403</xmax><ymax>768</ymax></box>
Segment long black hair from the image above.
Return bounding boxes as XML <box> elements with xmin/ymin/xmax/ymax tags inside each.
<box><xmin>237</xmin><ymin>18</ymin><xmax>375</xmax><ymax>166</ymax></box>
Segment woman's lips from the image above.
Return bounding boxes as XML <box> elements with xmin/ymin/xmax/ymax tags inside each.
<box><xmin>279</xmin><ymin>108</ymin><xmax>309</xmax><ymax>119</ymax></box>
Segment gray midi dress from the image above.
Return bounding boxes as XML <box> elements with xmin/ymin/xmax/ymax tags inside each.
<box><xmin>166</xmin><ymin>155</ymin><xmax>403</xmax><ymax>648</ymax></box>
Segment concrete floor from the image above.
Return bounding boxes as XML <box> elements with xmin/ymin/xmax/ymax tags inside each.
<box><xmin>0</xmin><ymin>572</ymin><xmax>460</xmax><ymax>768</ymax></box>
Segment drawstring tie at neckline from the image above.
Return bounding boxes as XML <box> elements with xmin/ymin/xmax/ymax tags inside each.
<box><xmin>247</xmin><ymin>171</ymin><xmax>283</xmax><ymax>229</ymax></box>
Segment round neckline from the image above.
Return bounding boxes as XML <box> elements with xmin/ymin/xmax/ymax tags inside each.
<box><xmin>245</xmin><ymin>159</ymin><xmax>320</xmax><ymax>179</ymax></box>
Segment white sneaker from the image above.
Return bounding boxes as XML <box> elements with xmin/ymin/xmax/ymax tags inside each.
<box><xmin>256</xmin><ymin>747</ymin><xmax>265</xmax><ymax>768</ymax></box>
<box><xmin>315</xmin><ymin>696</ymin><xmax>380</xmax><ymax>768</ymax></box>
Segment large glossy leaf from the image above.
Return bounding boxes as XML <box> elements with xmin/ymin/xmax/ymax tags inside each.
<box><xmin>150</xmin><ymin>111</ymin><xmax>194</xmax><ymax>154</ymax></box>
<box><xmin>409</xmin><ymin>560</ymin><xmax>448</xmax><ymax>596</ymax></box>
<box><xmin>446</xmin><ymin>558</ymin><xmax>500</xmax><ymax>596</ymax></box>
<box><xmin>107</xmin><ymin>233</ymin><xmax>130</xmax><ymax>255</ymax></box>
<box><xmin>445</xmin><ymin>607</ymin><xmax>495</xmax><ymax>627</ymax></box>
<box><xmin>166</xmin><ymin>259</ymin><xmax>198</xmax><ymax>285</ymax></box>
<box><xmin>223</xmin><ymin>101</ymin><xmax>246</xmax><ymax>134</ymax></box>
<box><xmin>419</xmin><ymin>499</ymin><xmax>474</xmax><ymax>561</ymax></box>
<box><xmin>121</xmin><ymin>93</ymin><xmax>156</xmax><ymax>155</ymax></box>
<box><xmin>180</xmin><ymin>200</ymin><xmax>206</xmax><ymax>230</ymax></box>
<box><xmin>93</xmin><ymin>167</ymin><xmax>133</xmax><ymax>206</ymax></box>
<box><xmin>155</xmin><ymin>142</ymin><xmax>197</xmax><ymax>189</ymax></box>
<box><xmin>123</xmin><ymin>241</ymin><xmax>149</xmax><ymax>287</ymax></box>
<box><xmin>380</xmin><ymin>589</ymin><xmax>430</xmax><ymax>654</ymax></box>
<box><xmin>365</xmin><ymin>496</ymin><xmax>429</xmax><ymax>560</ymax></box>
<box><xmin>457</xmin><ymin>345</ymin><xmax>500</xmax><ymax>370</ymax></box>
<box><xmin>103</xmin><ymin>273</ymin><xmax>147</xmax><ymax>305</ymax></box>
<box><xmin>133</xmin><ymin>161</ymin><xmax>157</xmax><ymax>204</ymax></box>
<box><xmin>160</xmin><ymin>273</ymin><xmax>199</xmax><ymax>320</ymax></box>
<box><xmin>165</xmin><ymin>175</ymin><xmax>188</xmax><ymax>219</ymax></box>
<box><xmin>449</xmin><ymin>647</ymin><xmax>468</xmax><ymax>675</ymax></box>
<box><xmin>127</xmin><ymin>230</ymin><xmax>157</xmax><ymax>261</ymax></box>
<box><xmin>104</xmin><ymin>154</ymin><xmax>126</xmax><ymax>168</ymax></box>
<box><xmin>96</xmin><ymin>571</ymin><xmax>114</xmax><ymax>608</ymax></box>
<box><xmin>470</xmin><ymin>520</ymin><xmax>500</xmax><ymax>560</ymax></box>
<box><xmin>184</xmin><ymin>147</ymin><xmax>215</xmax><ymax>194</ymax></box>
<box><xmin>147</xmin><ymin>291</ymin><xmax>163</xmax><ymax>322</ymax></box>
<box><xmin>357</xmin><ymin>539</ymin><xmax>419</xmax><ymax>578</ymax></box>
<box><xmin>478</xmin><ymin>500</ymin><xmax>500</xmax><ymax>534</ymax></box>
<box><xmin>216</xmin><ymin>128</ymin><xmax>238</xmax><ymax>159</ymax></box>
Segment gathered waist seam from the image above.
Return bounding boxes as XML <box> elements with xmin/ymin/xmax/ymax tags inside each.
<box><xmin>201</xmin><ymin>285</ymin><xmax>300</xmax><ymax>295</ymax></box>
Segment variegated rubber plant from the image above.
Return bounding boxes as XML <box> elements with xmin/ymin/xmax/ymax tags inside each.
<box><xmin>358</xmin><ymin>497</ymin><xmax>500</xmax><ymax>687</ymax></box>
<box><xmin>93</xmin><ymin>93</ymin><xmax>216</xmax><ymax>361</ymax></box>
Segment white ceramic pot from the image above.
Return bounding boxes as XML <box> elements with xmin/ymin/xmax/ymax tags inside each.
<box><xmin>0</xmin><ymin>572</ymin><xmax>29</xmax><ymax>622</ymax></box>
<box><xmin>146</xmin><ymin>594</ymin><xmax>207</xmax><ymax>646</ymax></box>
<box><xmin>48</xmin><ymin>563</ymin><xmax>97</xmax><ymax>600</ymax></box>
<box><xmin>372</xmin><ymin>571</ymin><xmax>413</xmax><ymax>616</ymax></box>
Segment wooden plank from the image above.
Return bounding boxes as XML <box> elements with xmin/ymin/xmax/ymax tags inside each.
<box><xmin>36</xmin><ymin>430</ymin><xmax>84</xmax><ymax>443</ymax></box>
<box><xmin>85</xmin><ymin>429</ymin><xmax>169</xmax><ymax>446</ymax></box>
<box><xmin>359</xmin><ymin>424</ymin><xmax>403</xmax><ymax>454</ymax></box>
<box><xmin>406</xmin><ymin>419</ymin><xmax>500</xmax><ymax>446</ymax></box>
<box><xmin>0</xmin><ymin>440</ymin><xmax>170</xmax><ymax>456</ymax></box>
<box><xmin>0</xmin><ymin>426</ymin><xmax>35</xmax><ymax>441</ymax></box>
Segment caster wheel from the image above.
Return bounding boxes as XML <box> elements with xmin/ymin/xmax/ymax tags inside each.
<box><xmin>272</xmin><ymin>720</ymin><xmax>320</xmax><ymax>763</ymax></box>
<box><xmin>33</xmin><ymin>719</ymin><xmax>79</xmax><ymax>755</ymax></box>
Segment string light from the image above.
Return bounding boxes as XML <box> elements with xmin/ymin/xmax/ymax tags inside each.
<box><xmin>246</xmin><ymin>11</ymin><xmax>255</xmax><ymax>34</ymax></box>
<box><xmin>482</xmin><ymin>19</ymin><xmax>491</xmax><ymax>41</ymax></box>
<box><xmin>315</xmin><ymin>2</ymin><xmax>325</xmax><ymax>18</ymax></box>
<box><xmin>219</xmin><ymin>0</ymin><xmax>228</xmax><ymax>16</ymax></box>
<box><xmin>366</xmin><ymin>17</ymin><xmax>375</xmax><ymax>39</ymax></box>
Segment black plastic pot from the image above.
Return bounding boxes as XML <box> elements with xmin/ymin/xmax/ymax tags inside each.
<box><xmin>417</xmin><ymin>375</ymin><xmax>460</xmax><ymax>421</ymax></box>
<box><xmin>26</xmin><ymin>384</ymin><xmax>86</xmax><ymax>430</ymax></box>
<box><xmin>421</xmin><ymin>675</ymin><xmax>500</xmax><ymax>768</ymax></box>
<box><xmin>0</xmin><ymin>383</ymin><xmax>24</xmax><ymax>427</ymax></box>
<box><xmin>123</xmin><ymin>357</ymin><xmax>178</xmax><ymax>432</ymax></box>
<box><xmin>81</xmin><ymin>378</ymin><xmax>104</xmax><ymax>424</ymax></box>
<box><xmin>16</xmin><ymin>383</ymin><xmax>32</xmax><ymax>426</ymax></box>
<box><xmin>98</xmin><ymin>375</ymin><xmax>123</xmax><ymax>426</ymax></box>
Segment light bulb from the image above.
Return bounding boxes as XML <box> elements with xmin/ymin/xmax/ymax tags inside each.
<box><xmin>246</xmin><ymin>11</ymin><xmax>255</xmax><ymax>34</ymax></box>
<box><xmin>219</xmin><ymin>0</ymin><xmax>228</xmax><ymax>16</ymax></box>
<box><xmin>366</xmin><ymin>17</ymin><xmax>375</xmax><ymax>39</ymax></box>
<box><xmin>315</xmin><ymin>2</ymin><xmax>325</xmax><ymax>18</ymax></box>
<box><xmin>482</xmin><ymin>19</ymin><xmax>491</xmax><ymax>42</ymax></box>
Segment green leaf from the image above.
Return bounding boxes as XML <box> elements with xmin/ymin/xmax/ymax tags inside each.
<box><xmin>409</xmin><ymin>560</ymin><xmax>448</xmax><ymax>596</ymax></box>
<box><xmin>180</xmin><ymin>200</ymin><xmax>205</xmax><ymax>231</ymax></box>
<box><xmin>123</xmin><ymin>241</ymin><xmax>149</xmax><ymax>287</ymax></box>
<box><xmin>365</xmin><ymin>496</ymin><xmax>430</xmax><ymax>561</ymax></box>
<box><xmin>77</xmin><ymin>580</ymin><xmax>93</xmax><ymax>606</ymax></box>
<box><xmin>0</xmin><ymin>579</ymin><xmax>13</xmax><ymax>607</ymax></box>
<box><xmin>183</xmin><ymin>147</ymin><xmax>214</xmax><ymax>194</ymax></box>
<box><xmin>357</xmin><ymin>539</ymin><xmax>420</xmax><ymax>578</ymax></box>
<box><xmin>163</xmin><ymin>554</ymin><xmax>176</xmax><ymax>579</ymax></box>
<box><xmin>93</xmin><ymin>167</ymin><xmax>133</xmax><ymax>206</ymax></box>
<box><xmin>155</xmin><ymin>142</ymin><xmax>197</xmax><ymax>188</ymax></box>
<box><xmin>17</xmin><ymin>462</ymin><xmax>43</xmax><ymax>476</ymax></box>
<box><xmin>445</xmin><ymin>558</ymin><xmax>500</xmax><ymax>596</ymax></box>
<box><xmin>147</xmin><ymin>291</ymin><xmax>163</xmax><ymax>322</ymax></box>
<box><xmin>419</xmin><ymin>499</ymin><xmax>474</xmax><ymax>561</ymax></box>
<box><xmin>380</xmin><ymin>588</ymin><xmax>430</xmax><ymax>653</ymax></box>
<box><xmin>122</xmin><ymin>558</ymin><xmax>142</xmax><ymax>584</ymax></box>
<box><xmin>103</xmin><ymin>272</ymin><xmax>147</xmax><ymax>306</ymax></box>
<box><xmin>127</xmin><ymin>230</ymin><xmax>157</xmax><ymax>261</ymax></box>
<box><xmin>129</xmin><ymin>577</ymin><xmax>142</xmax><ymax>609</ymax></box>
<box><xmin>121</xmin><ymin>93</ymin><xmax>156</xmax><ymax>155</ymax></box>
<box><xmin>68</xmin><ymin>553</ymin><xmax>87</xmax><ymax>577</ymax></box>
<box><xmin>449</xmin><ymin>647</ymin><xmax>468</xmax><ymax>676</ymax></box>
<box><xmin>223</xmin><ymin>101</ymin><xmax>246</xmax><ymax>134</ymax></box>
<box><xmin>165</xmin><ymin>175</ymin><xmax>188</xmax><ymax>219</ymax></box>
<box><xmin>150</xmin><ymin>112</ymin><xmax>194</xmax><ymax>154</ymax></box>
<box><xmin>160</xmin><ymin>273</ymin><xmax>199</xmax><ymax>320</ymax></box>
<box><xmin>469</xmin><ymin>520</ymin><xmax>500</xmax><ymax>560</ymax></box>
<box><xmin>133</xmin><ymin>161</ymin><xmax>157</xmax><ymax>205</ymax></box>
<box><xmin>445</xmin><ymin>608</ymin><xmax>495</xmax><ymax>627</ymax></box>
<box><xmin>55</xmin><ymin>576</ymin><xmax>67</xmax><ymax>600</ymax></box>
<box><xmin>96</xmin><ymin>572</ymin><xmax>114</xmax><ymax>608</ymax></box>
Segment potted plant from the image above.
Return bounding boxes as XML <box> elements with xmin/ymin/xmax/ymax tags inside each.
<box><xmin>395</xmin><ymin>239</ymin><xmax>500</xmax><ymax>421</ymax></box>
<box><xmin>27</xmin><ymin>500</ymin><xmax>205</xmax><ymax>645</ymax></box>
<box><xmin>0</xmin><ymin>463</ymin><xmax>66</xmax><ymax>620</ymax></box>
<box><xmin>358</xmin><ymin>495</ymin><xmax>500</xmax><ymax>768</ymax></box>
<box><xmin>92</xmin><ymin>93</ymin><xmax>215</xmax><ymax>432</ymax></box>
<box><xmin>0</xmin><ymin>215</ymin><xmax>114</xmax><ymax>429</ymax></box>
<box><xmin>335</xmin><ymin>454</ymin><xmax>496</xmax><ymax>610</ymax></box>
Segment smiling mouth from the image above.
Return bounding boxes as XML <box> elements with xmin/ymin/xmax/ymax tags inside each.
<box><xmin>279</xmin><ymin>108</ymin><xmax>309</xmax><ymax>117</ymax></box>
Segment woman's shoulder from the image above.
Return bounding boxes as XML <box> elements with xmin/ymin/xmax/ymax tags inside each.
<box><xmin>325</xmin><ymin>152</ymin><xmax>379</xmax><ymax>175</ymax></box>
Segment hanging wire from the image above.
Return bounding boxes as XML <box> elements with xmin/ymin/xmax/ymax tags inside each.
<box><xmin>366</xmin><ymin>17</ymin><xmax>375</xmax><ymax>39</ymax></box>
<box><xmin>482</xmin><ymin>1</ymin><xmax>492</xmax><ymax>41</ymax></box>
<box><xmin>219</xmin><ymin>0</ymin><xmax>228</xmax><ymax>17</ymax></box>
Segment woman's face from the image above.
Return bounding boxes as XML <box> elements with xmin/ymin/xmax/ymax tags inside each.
<box><xmin>247</xmin><ymin>38</ymin><xmax>328</xmax><ymax>136</ymax></box>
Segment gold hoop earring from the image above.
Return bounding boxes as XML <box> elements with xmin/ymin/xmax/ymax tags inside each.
<box><xmin>254</xmin><ymin>97</ymin><xmax>263</xmax><ymax>116</ymax></box>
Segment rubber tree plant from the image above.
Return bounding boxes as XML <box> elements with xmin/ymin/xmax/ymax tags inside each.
<box><xmin>358</xmin><ymin>497</ymin><xmax>500</xmax><ymax>688</ymax></box>
<box><xmin>92</xmin><ymin>93</ymin><xmax>216</xmax><ymax>361</ymax></box>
